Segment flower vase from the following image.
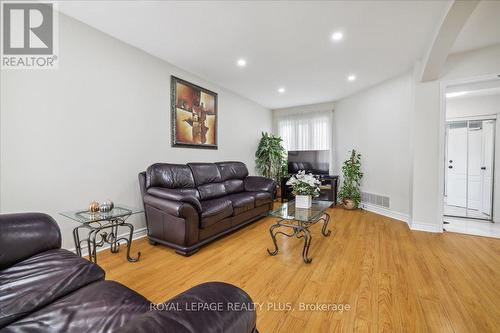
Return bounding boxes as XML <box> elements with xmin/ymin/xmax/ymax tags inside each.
<box><xmin>295</xmin><ymin>195</ymin><xmax>312</xmax><ymax>209</ymax></box>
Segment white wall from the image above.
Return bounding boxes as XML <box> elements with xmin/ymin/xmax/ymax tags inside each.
<box><xmin>0</xmin><ymin>14</ymin><xmax>272</xmax><ymax>249</ymax></box>
<box><xmin>446</xmin><ymin>94</ymin><xmax>500</xmax><ymax>119</ymax></box>
<box><xmin>333</xmin><ymin>73</ymin><xmax>413</xmax><ymax>216</ymax></box>
<box><xmin>411</xmin><ymin>78</ymin><xmax>442</xmax><ymax>229</ymax></box>
<box><xmin>411</xmin><ymin>44</ymin><xmax>500</xmax><ymax>228</ymax></box>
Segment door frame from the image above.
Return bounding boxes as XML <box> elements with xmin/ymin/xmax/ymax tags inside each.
<box><xmin>444</xmin><ymin>118</ymin><xmax>496</xmax><ymax>220</ymax></box>
<box><xmin>438</xmin><ymin>74</ymin><xmax>500</xmax><ymax>230</ymax></box>
<box><xmin>481</xmin><ymin>119</ymin><xmax>496</xmax><ymax>217</ymax></box>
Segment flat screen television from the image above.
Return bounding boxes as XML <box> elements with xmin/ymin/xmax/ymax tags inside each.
<box><xmin>287</xmin><ymin>150</ymin><xmax>329</xmax><ymax>174</ymax></box>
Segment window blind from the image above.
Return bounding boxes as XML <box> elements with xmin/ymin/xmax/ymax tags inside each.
<box><xmin>277</xmin><ymin>111</ymin><xmax>331</xmax><ymax>151</ymax></box>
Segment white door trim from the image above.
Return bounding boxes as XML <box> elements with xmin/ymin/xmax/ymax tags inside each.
<box><xmin>448</xmin><ymin>114</ymin><xmax>497</xmax><ymax>122</ymax></box>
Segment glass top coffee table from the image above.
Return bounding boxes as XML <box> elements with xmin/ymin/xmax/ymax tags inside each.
<box><xmin>61</xmin><ymin>205</ymin><xmax>142</xmax><ymax>264</ymax></box>
<box><xmin>267</xmin><ymin>200</ymin><xmax>333</xmax><ymax>263</ymax></box>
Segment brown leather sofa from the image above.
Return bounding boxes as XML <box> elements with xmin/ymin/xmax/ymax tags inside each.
<box><xmin>0</xmin><ymin>213</ymin><xmax>258</xmax><ymax>333</ymax></box>
<box><xmin>139</xmin><ymin>161</ymin><xmax>276</xmax><ymax>256</ymax></box>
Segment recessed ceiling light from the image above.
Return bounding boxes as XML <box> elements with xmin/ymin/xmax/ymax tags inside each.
<box><xmin>278</xmin><ymin>87</ymin><xmax>286</xmax><ymax>93</ymax></box>
<box><xmin>331</xmin><ymin>32</ymin><xmax>343</xmax><ymax>41</ymax></box>
<box><xmin>236</xmin><ymin>58</ymin><xmax>246</xmax><ymax>67</ymax></box>
<box><xmin>446</xmin><ymin>91</ymin><xmax>468</xmax><ymax>98</ymax></box>
<box><xmin>347</xmin><ymin>74</ymin><xmax>356</xmax><ymax>82</ymax></box>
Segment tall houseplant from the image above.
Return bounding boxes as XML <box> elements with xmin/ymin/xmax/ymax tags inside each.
<box><xmin>338</xmin><ymin>150</ymin><xmax>363</xmax><ymax>209</ymax></box>
<box><xmin>255</xmin><ymin>132</ymin><xmax>287</xmax><ymax>184</ymax></box>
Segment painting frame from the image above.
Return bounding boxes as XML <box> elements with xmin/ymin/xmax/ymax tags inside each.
<box><xmin>170</xmin><ymin>76</ymin><xmax>218</xmax><ymax>149</ymax></box>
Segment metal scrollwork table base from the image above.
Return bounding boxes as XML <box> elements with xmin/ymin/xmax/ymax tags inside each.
<box><xmin>61</xmin><ymin>206</ymin><xmax>142</xmax><ymax>264</ymax></box>
<box><xmin>267</xmin><ymin>201</ymin><xmax>333</xmax><ymax>264</ymax></box>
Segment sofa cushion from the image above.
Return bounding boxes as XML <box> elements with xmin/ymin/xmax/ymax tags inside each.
<box><xmin>227</xmin><ymin>193</ymin><xmax>255</xmax><ymax>216</ymax></box>
<box><xmin>188</xmin><ymin>163</ymin><xmax>227</xmax><ymax>200</ymax></box>
<box><xmin>216</xmin><ymin>162</ymin><xmax>248</xmax><ymax>195</ymax></box>
<box><xmin>0</xmin><ymin>249</ymin><xmax>105</xmax><ymax>328</ymax></box>
<box><xmin>187</xmin><ymin>163</ymin><xmax>222</xmax><ymax>186</ymax></box>
<box><xmin>200</xmin><ymin>198</ymin><xmax>233</xmax><ymax>228</ymax></box>
<box><xmin>244</xmin><ymin>176</ymin><xmax>276</xmax><ymax>193</ymax></box>
<box><xmin>216</xmin><ymin>162</ymin><xmax>249</xmax><ymax>180</ymax></box>
<box><xmin>3</xmin><ymin>280</ymin><xmax>150</xmax><ymax>333</ymax></box>
<box><xmin>245</xmin><ymin>191</ymin><xmax>273</xmax><ymax>207</ymax></box>
<box><xmin>197</xmin><ymin>183</ymin><xmax>227</xmax><ymax>200</ymax></box>
<box><xmin>146</xmin><ymin>163</ymin><xmax>196</xmax><ymax>189</ymax></box>
<box><xmin>222</xmin><ymin>179</ymin><xmax>245</xmax><ymax>194</ymax></box>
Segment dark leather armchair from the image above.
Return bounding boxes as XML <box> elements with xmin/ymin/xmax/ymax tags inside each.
<box><xmin>121</xmin><ymin>282</ymin><xmax>257</xmax><ymax>333</ymax></box>
<box><xmin>0</xmin><ymin>213</ymin><xmax>258</xmax><ymax>333</ymax></box>
<box><xmin>0</xmin><ymin>213</ymin><xmax>61</xmax><ymax>270</ymax></box>
<box><xmin>139</xmin><ymin>161</ymin><xmax>276</xmax><ymax>256</ymax></box>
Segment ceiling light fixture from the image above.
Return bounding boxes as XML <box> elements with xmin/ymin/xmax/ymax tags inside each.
<box><xmin>446</xmin><ymin>91</ymin><xmax>468</xmax><ymax>98</ymax></box>
<box><xmin>236</xmin><ymin>58</ymin><xmax>246</xmax><ymax>67</ymax></box>
<box><xmin>278</xmin><ymin>87</ymin><xmax>286</xmax><ymax>94</ymax></box>
<box><xmin>331</xmin><ymin>31</ymin><xmax>343</xmax><ymax>41</ymax></box>
<box><xmin>347</xmin><ymin>74</ymin><xmax>356</xmax><ymax>82</ymax></box>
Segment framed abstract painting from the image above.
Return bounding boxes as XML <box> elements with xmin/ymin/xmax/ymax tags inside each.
<box><xmin>171</xmin><ymin>76</ymin><xmax>218</xmax><ymax>149</ymax></box>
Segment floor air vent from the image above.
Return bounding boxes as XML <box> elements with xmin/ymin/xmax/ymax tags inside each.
<box><xmin>361</xmin><ymin>192</ymin><xmax>390</xmax><ymax>208</ymax></box>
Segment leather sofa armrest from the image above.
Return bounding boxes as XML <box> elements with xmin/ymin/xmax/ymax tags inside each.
<box><xmin>138</xmin><ymin>172</ymin><xmax>147</xmax><ymax>212</ymax></box>
<box><xmin>244</xmin><ymin>176</ymin><xmax>276</xmax><ymax>194</ymax></box>
<box><xmin>146</xmin><ymin>187</ymin><xmax>202</xmax><ymax>213</ymax></box>
<box><xmin>0</xmin><ymin>213</ymin><xmax>61</xmax><ymax>270</ymax></box>
<box><xmin>122</xmin><ymin>282</ymin><xmax>257</xmax><ymax>333</ymax></box>
<box><xmin>143</xmin><ymin>194</ymin><xmax>200</xmax><ymax>218</ymax></box>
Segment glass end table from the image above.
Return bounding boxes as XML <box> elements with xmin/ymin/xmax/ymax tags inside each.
<box><xmin>60</xmin><ymin>205</ymin><xmax>142</xmax><ymax>263</ymax></box>
<box><xmin>267</xmin><ymin>200</ymin><xmax>333</xmax><ymax>263</ymax></box>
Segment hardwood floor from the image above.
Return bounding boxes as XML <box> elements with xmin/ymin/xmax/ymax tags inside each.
<box><xmin>97</xmin><ymin>207</ymin><xmax>500</xmax><ymax>332</ymax></box>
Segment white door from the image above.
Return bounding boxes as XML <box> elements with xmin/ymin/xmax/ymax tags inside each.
<box><xmin>467</xmin><ymin>127</ymin><xmax>482</xmax><ymax>210</ymax></box>
<box><xmin>446</xmin><ymin>124</ymin><xmax>467</xmax><ymax>207</ymax></box>
<box><xmin>481</xmin><ymin>120</ymin><xmax>495</xmax><ymax>216</ymax></box>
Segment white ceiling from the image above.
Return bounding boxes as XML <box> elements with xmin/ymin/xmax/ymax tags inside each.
<box><xmin>451</xmin><ymin>0</ymin><xmax>500</xmax><ymax>54</ymax></box>
<box><xmin>58</xmin><ymin>1</ymin><xmax>450</xmax><ymax>109</ymax></box>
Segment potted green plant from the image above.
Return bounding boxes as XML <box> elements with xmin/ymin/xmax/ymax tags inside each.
<box><xmin>286</xmin><ymin>170</ymin><xmax>321</xmax><ymax>208</ymax></box>
<box><xmin>255</xmin><ymin>133</ymin><xmax>287</xmax><ymax>189</ymax></box>
<box><xmin>338</xmin><ymin>150</ymin><xmax>363</xmax><ymax>209</ymax></box>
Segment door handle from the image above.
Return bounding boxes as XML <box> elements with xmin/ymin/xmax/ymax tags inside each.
<box><xmin>448</xmin><ymin>166</ymin><xmax>453</xmax><ymax>169</ymax></box>
<box><xmin>481</xmin><ymin>167</ymin><xmax>486</xmax><ymax>170</ymax></box>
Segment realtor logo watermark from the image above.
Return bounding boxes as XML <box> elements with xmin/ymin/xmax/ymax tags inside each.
<box><xmin>1</xmin><ymin>1</ymin><xmax>58</xmax><ymax>69</ymax></box>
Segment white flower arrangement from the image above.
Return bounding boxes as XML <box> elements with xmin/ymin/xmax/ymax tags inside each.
<box><xmin>286</xmin><ymin>170</ymin><xmax>321</xmax><ymax>197</ymax></box>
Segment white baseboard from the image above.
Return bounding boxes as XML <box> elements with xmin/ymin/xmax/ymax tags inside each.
<box><xmin>360</xmin><ymin>203</ymin><xmax>444</xmax><ymax>234</ymax></box>
<box><xmin>360</xmin><ymin>202</ymin><xmax>410</xmax><ymax>224</ymax></box>
<box><xmin>67</xmin><ymin>227</ymin><xmax>148</xmax><ymax>257</ymax></box>
<box><xmin>410</xmin><ymin>221</ymin><xmax>443</xmax><ymax>233</ymax></box>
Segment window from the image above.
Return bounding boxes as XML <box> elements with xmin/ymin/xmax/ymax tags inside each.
<box><xmin>277</xmin><ymin>111</ymin><xmax>331</xmax><ymax>151</ymax></box>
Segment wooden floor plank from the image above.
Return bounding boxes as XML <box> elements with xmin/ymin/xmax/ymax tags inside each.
<box><xmin>96</xmin><ymin>206</ymin><xmax>500</xmax><ymax>332</ymax></box>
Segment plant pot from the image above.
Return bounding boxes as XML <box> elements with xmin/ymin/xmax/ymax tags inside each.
<box><xmin>276</xmin><ymin>185</ymin><xmax>282</xmax><ymax>199</ymax></box>
<box><xmin>342</xmin><ymin>199</ymin><xmax>356</xmax><ymax>210</ymax></box>
<box><xmin>295</xmin><ymin>195</ymin><xmax>312</xmax><ymax>209</ymax></box>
